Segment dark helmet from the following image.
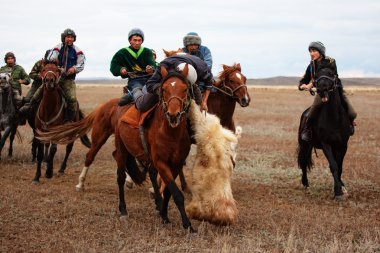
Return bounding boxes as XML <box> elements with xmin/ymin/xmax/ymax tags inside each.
<box><xmin>61</xmin><ymin>28</ymin><xmax>76</xmax><ymax>43</ymax></box>
<box><xmin>128</xmin><ymin>28</ymin><xmax>144</xmax><ymax>42</ymax></box>
<box><xmin>183</xmin><ymin>32</ymin><xmax>202</xmax><ymax>47</ymax></box>
<box><xmin>308</xmin><ymin>41</ymin><xmax>326</xmax><ymax>56</ymax></box>
<box><xmin>44</xmin><ymin>49</ymin><xmax>52</xmax><ymax>61</ymax></box>
<box><xmin>4</xmin><ymin>52</ymin><xmax>15</xmax><ymax>63</ymax></box>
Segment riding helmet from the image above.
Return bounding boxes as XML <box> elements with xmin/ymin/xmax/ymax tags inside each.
<box><xmin>61</xmin><ymin>28</ymin><xmax>77</xmax><ymax>43</ymax></box>
<box><xmin>4</xmin><ymin>52</ymin><xmax>15</xmax><ymax>63</ymax></box>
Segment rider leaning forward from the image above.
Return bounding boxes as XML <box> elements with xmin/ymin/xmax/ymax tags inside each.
<box><xmin>299</xmin><ymin>41</ymin><xmax>357</xmax><ymax>142</ymax></box>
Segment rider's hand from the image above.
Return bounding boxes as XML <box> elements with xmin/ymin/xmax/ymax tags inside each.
<box><xmin>200</xmin><ymin>101</ymin><xmax>208</xmax><ymax>112</ymax></box>
<box><xmin>66</xmin><ymin>67</ymin><xmax>75</xmax><ymax>75</ymax></box>
<box><xmin>300</xmin><ymin>83</ymin><xmax>313</xmax><ymax>90</ymax></box>
<box><xmin>120</xmin><ymin>68</ymin><xmax>127</xmax><ymax>76</ymax></box>
<box><xmin>18</xmin><ymin>79</ymin><xmax>23</xmax><ymax>84</ymax></box>
<box><xmin>146</xmin><ymin>65</ymin><xmax>154</xmax><ymax>74</ymax></box>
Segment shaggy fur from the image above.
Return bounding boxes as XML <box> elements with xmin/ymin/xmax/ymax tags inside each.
<box><xmin>185</xmin><ymin>101</ymin><xmax>238</xmax><ymax>225</ymax></box>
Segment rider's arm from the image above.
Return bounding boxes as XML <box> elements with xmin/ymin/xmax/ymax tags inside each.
<box><xmin>73</xmin><ymin>45</ymin><xmax>85</xmax><ymax>74</ymax></box>
<box><xmin>146</xmin><ymin>68</ymin><xmax>162</xmax><ymax>93</ymax></box>
<box><xmin>201</xmin><ymin>46</ymin><xmax>213</xmax><ymax>70</ymax></box>
<box><xmin>18</xmin><ymin>66</ymin><xmax>31</xmax><ymax>85</ymax></box>
<box><xmin>110</xmin><ymin>50</ymin><xmax>128</xmax><ymax>78</ymax></box>
<box><xmin>29</xmin><ymin>61</ymin><xmax>42</xmax><ymax>81</ymax></box>
<box><xmin>299</xmin><ymin>65</ymin><xmax>312</xmax><ymax>90</ymax></box>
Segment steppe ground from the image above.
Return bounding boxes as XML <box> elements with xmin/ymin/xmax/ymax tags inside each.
<box><xmin>1</xmin><ymin>85</ymin><xmax>379</xmax><ymax>252</ymax></box>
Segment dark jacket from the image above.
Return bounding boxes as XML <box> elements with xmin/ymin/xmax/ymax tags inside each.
<box><xmin>299</xmin><ymin>56</ymin><xmax>341</xmax><ymax>89</ymax></box>
<box><xmin>146</xmin><ymin>55</ymin><xmax>214</xmax><ymax>93</ymax></box>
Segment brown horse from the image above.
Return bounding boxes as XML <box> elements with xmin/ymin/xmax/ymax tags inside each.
<box><xmin>34</xmin><ymin>62</ymin><xmax>90</xmax><ymax>184</ymax></box>
<box><xmin>209</xmin><ymin>63</ymin><xmax>250</xmax><ymax>132</ymax></box>
<box><xmin>113</xmin><ymin>64</ymin><xmax>195</xmax><ymax>231</ymax></box>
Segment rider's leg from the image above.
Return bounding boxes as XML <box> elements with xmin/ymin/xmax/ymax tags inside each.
<box><xmin>135</xmin><ymin>88</ymin><xmax>159</xmax><ymax>112</ymax></box>
<box><xmin>301</xmin><ymin>94</ymin><xmax>323</xmax><ymax>142</ymax></box>
<box><xmin>118</xmin><ymin>76</ymin><xmax>148</xmax><ymax>106</ymax></box>
<box><xmin>62</xmin><ymin>79</ymin><xmax>77</xmax><ymax>123</ymax></box>
<box><xmin>192</xmin><ymin>83</ymin><xmax>202</xmax><ymax>105</ymax></box>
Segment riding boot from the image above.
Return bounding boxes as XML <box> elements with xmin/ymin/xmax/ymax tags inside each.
<box><xmin>64</xmin><ymin>108</ymin><xmax>76</xmax><ymax>123</ymax></box>
<box><xmin>19</xmin><ymin>97</ymin><xmax>38</xmax><ymax>116</ymax></box>
<box><xmin>118</xmin><ymin>93</ymin><xmax>133</xmax><ymax>106</ymax></box>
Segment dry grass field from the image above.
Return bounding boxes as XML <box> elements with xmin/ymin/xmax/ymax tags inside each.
<box><xmin>1</xmin><ymin>85</ymin><xmax>379</xmax><ymax>252</ymax></box>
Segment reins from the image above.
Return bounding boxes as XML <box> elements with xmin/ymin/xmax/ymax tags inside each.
<box><xmin>212</xmin><ymin>80</ymin><xmax>247</xmax><ymax>98</ymax></box>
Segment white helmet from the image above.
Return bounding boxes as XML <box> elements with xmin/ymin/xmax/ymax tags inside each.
<box><xmin>176</xmin><ymin>63</ymin><xmax>197</xmax><ymax>85</ymax></box>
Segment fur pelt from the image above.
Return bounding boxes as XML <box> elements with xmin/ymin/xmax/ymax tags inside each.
<box><xmin>186</xmin><ymin>100</ymin><xmax>238</xmax><ymax>225</ymax></box>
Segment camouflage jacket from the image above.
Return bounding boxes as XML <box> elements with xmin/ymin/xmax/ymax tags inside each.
<box><xmin>29</xmin><ymin>59</ymin><xmax>45</xmax><ymax>86</ymax></box>
<box><xmin>0</xmin><ymin>64</ymin><xmax>30</xmax><ymax>93</ymax></box>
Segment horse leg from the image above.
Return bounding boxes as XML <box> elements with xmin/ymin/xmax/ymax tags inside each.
<box><xmin>178</xmin><ymin>170</ymin><xmax>190</xmax><ymax>193</ymax></box>
<box><xmin>337</xmin><ymin>144</ymin><xmax>348</xmax><ymax>196</ymax></box>
<box><xmin>148</xmin><ymin>167</ymin><xmax>163</xmax><ymax>212</ymax></box>
<box><xmin>160</xmin><ymin>186</ymin><xmax>171</xmax><ymax>224</ymax></box>
<box><xmin>321</xmin><ymin>143</ymin><xmax>344</xmax><ymax>199</ymax></box>
<box><xmin>58</xmin><ymin>142</ymin><xmax>74</xmax><ymax>175</ymax></box>
<box><xmin>0</xmin><ymin>126</ymin><xmax>12</xmax><ymax>159</ymax></box>
<box><xmin>45</xmin><ymin>143</ymin><xmax>57</xmax><ymax>178</ymax></box>
<box><xmin>43</xmin><ymin>143</ymin><xmax>50</xmax><ymax>162</ymax></box>
<box><xmin>76</xmin><ymin>129</ymin><xmax>112</xmax><ymax>191</ymax></box>
<box><xmin>33</xmin><ymin>141</ymin><xmax>45</xmax><ymax>184</ymax></box>
<box><xmin>166</xmin><ymin>180</ymin><xmax>195</xmax><ymax>232</ymax></box>
<box><xmin>113</xmin><ymin>134</ymin><xmax>129</xmax><ymax>216</ymax></box>
<box><xmin>7</xmin><ymin>126</ymin><xmax>17</xmax><ymax>157</ymax></box>
<box><xmin>31</xmin><ymin>136</ymin><xmax>38</xmax><ymax>162</ymax></box>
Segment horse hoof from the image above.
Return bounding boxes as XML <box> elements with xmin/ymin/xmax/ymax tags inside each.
<box><xmin>75</xmin><ymin>185</ymin><xmax>84</xmax><ymax>192</ymax></box>
<box><xmin>57</xmin><ymin>171</ymin><xmax>65</xmax><ymax>177</ymax></box>
<box><xmin>188</xmin><ymin>226</ymin><xmax>197</xmax><ymax>233</ymax></box>
<box><xmin>162</xmin><ymin>218</ymin><xmax>171</xmax><ymax>224</ymax></box>
<box><xmin>119</xmin><ymin>215</ymin><xmax>128</xmax><ymax>222</ymax></box>
<box><xmin>32</xmin><ymin>180</ymin><xmax>40</xmax><ymax>185</ymax></box>
<box><xmin>334</xmin><ymin>195</ymin><xmax>346</xmax><ymax>201</ymax></box>
<box><xmin>125</xmin><ymin>181</ymin><xmax>134</xmax><ymax>189</ymax></box>
<box><xmin>45</xmin><ymin>173</ymin><xmax>53</xmax><ymax>179</ymax></box>
<box><xmin>342</xmin><ymin>187</ymin><xmax>349</xmax><ymax>197</ymax></box>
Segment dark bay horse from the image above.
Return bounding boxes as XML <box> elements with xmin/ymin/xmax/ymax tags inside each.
<box><xmin>0</xmin><ymin>72</ymin><xmax>20</xmax><ymax>159</ymax></box>
<box><xmin>209</xmin><ymin>63</ymin><xmax>251</xmax><ymax>132</ymax></box>
<box><xmin>113</xmin><ymin>64</ymin><xmax>195</xmax><ymax>231</ymax></box>
<box><xmin>297</xmin><ymin>68</ymin><xmax>351</xmax><ymax>200</ymax></box>
<box><xmin>34</xmin><ymin>62</ymin><xmax>90</xmax><ymax>184</ymax></box>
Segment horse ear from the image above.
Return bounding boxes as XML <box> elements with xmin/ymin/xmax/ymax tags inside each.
<box><xmin>236</xmin><ymin>63</ymin><xmax>241</xmax><ymax>71</ymax></box>
<box><xmin>162</xmin><ymin>49</ymin><xmax>168</xmax><ymax>57</ymax></box>
<box><xmin>160</xmin><ymin>65</ymin><xmax>168</xmax><ymax>78</ymax></box>
<box><xmin>182</xmin><ymin>63</ymin><xmax>189</xmax><ymax>78</ymax></box>
<box><xmin>222</xmin><ymin>64</ymin><xmax>228</xmax><ymax>70</ymax></box>
<box><xmin>178</xmin><ymin>48</ymin><xmax>183</xmax><ymax>52</ymax></box>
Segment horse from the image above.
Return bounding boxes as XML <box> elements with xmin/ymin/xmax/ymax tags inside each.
<box><xmin>210</xmin><ymin>63</ymin><xmax>251</xmax><ymax>132</ymax></box>
<box><xmin>0</xmin><ymin>72</ymin><xmax>20</xmax><ymax>159</ymax></box>
<box><xmin>297</xmin><ymin>68</ymin><xmax>351</xmax><ymax>200</ymax></box>
<box><xmin>113</xmin><ymin>64</ymin><xmax>195</xmax><ymax>231</ymax></box>
<box><xmin>33</xmin><ymin>62</ymin><xmax>90</xmax><ymax>184</ymax></box>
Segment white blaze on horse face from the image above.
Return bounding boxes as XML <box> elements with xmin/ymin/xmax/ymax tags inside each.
<box><xmin>236</xmin><ymin>73</ymin><xmax>242</xmax><ymax>80</ymax></box>
<box><xmin>171</xmin><ymin>81</ymin><xmax>176</xmax><ymax>87</ymax></box>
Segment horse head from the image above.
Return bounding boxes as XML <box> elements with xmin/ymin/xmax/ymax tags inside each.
<box><xmin>214</xmin><ymin>63</ymin><xmax>250</xmax><ymax>107</ymax></box>
<box><xmin>0</xmin><ymin>72</ymin><xmax>11</xmax><ymax>90</ymax></box>
<box><xmin>163</xmin><ymin>48</ymin><xmax>187</xmax><ymax>57</ymax></box>
<box><xmin>40</xmin><ymin>61</ymin><xmax>60</xmax><ymax>91</ymax></box>
<box><xmin>314</xmin><ymin>68</ymin><xmax>337</xmax><ymax>103</ymax></box>
<box><xmin>160</xmin><ymin>64</ymin><xmax>191</xmax><ymax>128</ymax></box>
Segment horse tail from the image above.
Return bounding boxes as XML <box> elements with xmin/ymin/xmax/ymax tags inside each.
<box><xmin>297</xmin><ymin>141</ymin><xmax>313</xmax><ymax>172</ymax></box>
<box><xmin>125</xmin><ymin>155</ymin><xmax>146</xmax><ymax>185</ymax></box>
<box><xmin>36</xmin><ymin>109</ymin><xmax>97</xmax><ymax>145</ymax></box>
<box><xmin>78</xmin><ymin>109</ymin><xmax>91</xmax><ymax>148</ymax></box>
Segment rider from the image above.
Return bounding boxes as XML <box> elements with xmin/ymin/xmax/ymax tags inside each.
<box><xmin>135</xmin><ymin>54</ymin><xmax>213</xmax><ymax>112</ymax></box>
<box><xmin>299</xmin><ymin>41</ymin><xmax>357</xmax><ymax>142</ymax></box>
<box><xmin>110</xmin><ymin>28</ymin><xmax>156</xmax><ymax>106</ymax></box>
<box><xmin>20</xmin><ymin>28</ymin><xmax>86</xmax><ymax>122</ymax></box>
<box><xmin>0</xmin><ymin>52</ymin><xmax>30</xmax><ymax>111</ymax></box>
<box><xmin>22</xmin><ymin>50</ymin><xmax>51</xmax><ymax>105</ymax></box>
<box><xmin>182</xmin><ymin>32</ymin><xmax>213</xmax><ymax>92</ymax></box>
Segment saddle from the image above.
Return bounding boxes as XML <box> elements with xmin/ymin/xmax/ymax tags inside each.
<box><xmin>121</xmin><ymin>104</ymin><xmax>158</xmax><ymax>128</ymax></box>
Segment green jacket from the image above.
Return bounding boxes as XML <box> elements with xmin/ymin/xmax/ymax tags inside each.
<box><xmin>0</xmin><ymin>64</ymin><xmax>30</xmax><ymax>93</ymax></box>
<box><xmin>29</xmin><ymin>59</ymin><xmax>45</xmax><ymax>86</ymax></box>
<box><xmin>110</xmin><ymin>46</ymin><xmax>157</xmax><ymax>79</ymax></box>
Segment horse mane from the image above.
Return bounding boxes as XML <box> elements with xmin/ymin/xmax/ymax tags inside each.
<box><xmin>216</xmin><ymin>63</ymin><xmax>241</xmax><ymax>85</ymax></box>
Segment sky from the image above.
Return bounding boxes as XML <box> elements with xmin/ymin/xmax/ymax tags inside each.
<box><xmin>2</xmin><ymin>0</ymin><xmax>380</xmax><ymax>79</ymax></box>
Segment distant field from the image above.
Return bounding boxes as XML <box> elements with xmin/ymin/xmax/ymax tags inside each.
<box><xmin>1</xmin><ymin>86</ymin><xmax>379</xmax><ymax>252</ymax></box>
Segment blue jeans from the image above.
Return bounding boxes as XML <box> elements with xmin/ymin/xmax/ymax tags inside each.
<box><xmin>127</xmin><ymin>76</ymin><xmax>149</xmax><ymax>100</ymax></box>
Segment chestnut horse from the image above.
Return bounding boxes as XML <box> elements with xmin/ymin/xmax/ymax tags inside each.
<box><xmin>34</xmin><ymin>62</ymin><xmax>90</xmax><ymax>184</ymax></box>
<box><xmin>113</xmin><ymin>64</ymin><xmax>195</xmax><ymax>231</ymax></box>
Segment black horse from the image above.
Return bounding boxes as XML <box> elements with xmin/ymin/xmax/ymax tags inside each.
<box><xmin>297</xmin><ymin>68</ymin><xmax>351</xmax><ymax>200</ymax></box>
<box><xmin>0</xmin><ymin>72</ymin><xmax>20</xmax><ymax>159</ymax></box>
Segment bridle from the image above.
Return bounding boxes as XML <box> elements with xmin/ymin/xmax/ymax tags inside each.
<box><xmin>212</xmin><ymin>72</ymin><xmax>248</xmax><ymax>99</ymax></box>
<box><xmin>314</xmin><ymin>75</ymin><xmax>337</xmax><ymax>94</ymax></box>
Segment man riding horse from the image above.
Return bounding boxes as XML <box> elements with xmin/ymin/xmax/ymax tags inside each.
<box><xmin>20</xmin><ymin>28</ymin><xmax>86</xmax><ymax>123</ymax></box>
<box><xmin>0</xmin><ymin>52</ymin><xmax>30</xmax><ymax>124</ymax></box>
<box><xmin>299</xmin><ymin>41</ymin><xmax>357</xmax><ymax>142</ymax></box>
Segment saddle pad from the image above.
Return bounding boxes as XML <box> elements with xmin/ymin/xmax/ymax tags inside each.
<box><xmin>121</xmin><ymin>104</ymin><xmax>158</xmax><ymax>128</ymax></box>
